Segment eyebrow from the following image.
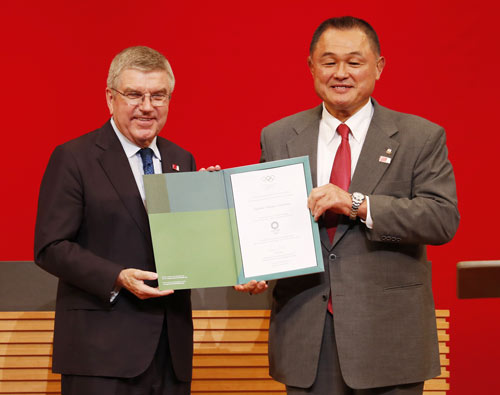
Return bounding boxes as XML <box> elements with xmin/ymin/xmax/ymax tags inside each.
<box><xmin>123</xmin><ymin>87</ymin><xmax>168</xmax><ymax>94</ymax></box>
<box><xmin>320</xmin><ymin>51</ymin><xmax>364</xmax><ymax>58</ymax></box>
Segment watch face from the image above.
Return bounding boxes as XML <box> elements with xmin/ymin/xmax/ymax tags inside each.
<box><xmin>352</xmin><ymin>192</ymin><xmax>364</xmax><ymax>203</ymax></box>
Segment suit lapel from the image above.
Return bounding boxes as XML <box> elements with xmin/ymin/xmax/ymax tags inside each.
<box><xmin>283</xmin><ymin>106</ymin><xmax>334</xmax><ymax>248</ymax></box>
<box><xmin>330</xmin><ymin>100</ymin><xmax>399</xmax><ymax>248</ymax></box>
<box><xmin>285</xmin><ymin>105</ymin><xmax>322</xmax><ymax>188</ymax></box>
<box><xmin>96</xmin><ymin>122</ymin><xmax>152</xmax><ymax>243</ymax></box>
<box><xmin>157</xmin><ymin>138</ymin><xmax>180</xmax><ymax>174</ymax></box>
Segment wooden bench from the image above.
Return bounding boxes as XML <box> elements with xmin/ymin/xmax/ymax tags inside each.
<box><xmin>0</xmin><ymin>310</ymin><xmax>450</xmax><ymax>394</ymax></box>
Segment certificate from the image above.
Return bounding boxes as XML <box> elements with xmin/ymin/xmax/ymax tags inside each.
<box><xmin>144</xmin><ymin>156</ymin><xmax>323</xmax><ymax>290</ymax></box>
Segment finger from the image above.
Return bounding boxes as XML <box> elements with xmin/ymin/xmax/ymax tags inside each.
<box><xmin>133</xmin><ymin>270</ymin><xmax>158</xmax><ymax>281</ymax></box>
<box><xmin>198</xmin><ymin>167</ymin><xmax>206</xmax><ymax>172</ymax></box>
<box><xmin>134</xmin><ymin>284</ymin><xmax>174</xmax><ymax>299</ymax></box>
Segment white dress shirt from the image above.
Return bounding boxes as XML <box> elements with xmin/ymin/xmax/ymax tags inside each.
<box><xmin>110</xmin><ymin>118</ymin><xmax>162</xmax><ymax>205</ymax></box>
<box><xmin>316</xmin><ymin>99</ymin><xmax>374</xmax><ymax>228</ymax></box>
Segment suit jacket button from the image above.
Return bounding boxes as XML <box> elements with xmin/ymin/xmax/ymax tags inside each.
<box><xmin>322</xmin><ymin>295</ymin><xmax>328</xmax><ymax>301</ymax></box>
<box><xmin>329</xmin><ymin>253</ymin><xmax>336</xmax><ymax>260</ymax></box>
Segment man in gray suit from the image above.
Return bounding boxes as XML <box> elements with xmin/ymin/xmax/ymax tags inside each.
<box><xmin>235</xmin><ymin>16</ymin><xmax>459</xmax><ymax>394</ymax></box>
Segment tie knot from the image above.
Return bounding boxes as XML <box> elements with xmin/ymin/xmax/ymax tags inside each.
<box><xmin>139</xmin><ymin>148</ymin><xmax>155</xmax><ymax>175</ymax></box>
<box><xmin>139</xmin><ymin>148</ymin><xmax>154</xmax><ymax>162</ymax></box>
<box><xmin>336</xmin><ymin>123</ymin><xmax>350</xmax><ymax>140</ymax></box>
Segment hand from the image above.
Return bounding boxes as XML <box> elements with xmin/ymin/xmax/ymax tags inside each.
<box><xmin>307</xmin><ymin>184</ymin><xmax>352</xmax><ymax>221</ymax></box>
<box><xmin>234</xmin><ymin>280</ymin><xmax>268</xmax><ymax>295</ymax></box>
<box><xmin>199</xmin><ymin>165</ymin><xmax>221</xmax><ymax>172</ymax></box>
<box><xmin>115</xmin><ymin>269</ymin><xmax>174</xmax><ymax>300</ymax></box>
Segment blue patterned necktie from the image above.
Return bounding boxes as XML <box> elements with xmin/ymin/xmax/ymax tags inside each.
<box><xmin>139</xmin><ymin>148</ymin><xmax>155</xmax><ymax>175</ymax></box>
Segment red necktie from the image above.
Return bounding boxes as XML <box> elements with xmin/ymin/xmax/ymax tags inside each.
<box><xmin>326</xmin><ymin>123</ymin><xmax>351</xmax><ymax>242</ymax></box>
<box><xmin>326</xmin><ymin>123</ymin><xmax>351</xmax><ymax>313</ymax></box>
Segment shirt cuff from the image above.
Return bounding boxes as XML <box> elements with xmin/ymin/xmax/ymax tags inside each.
<box><xmin>110</xmin><ymin>287</ymin><xmax>121</xmax><ymax>303</ymax></box>
<box><xmin>360</xmin><ymin>195</ymin><xmax>374</xmax><ymax>229</ymax></box>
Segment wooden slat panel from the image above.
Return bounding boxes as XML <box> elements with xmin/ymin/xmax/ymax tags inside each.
<box><xmin>0</xmin><ymin>344</ymin><xmax>53</xmax><ymax>356</ymax></box>
<box><xmin>0</xmin><ymin>321</ymin><xmax>54</xmax><ymax>332</ymax></box>
<box><xmin>0</xmin><ymin>393</ymin><xmax>61</xmax><ymax>395</ymax></box>
<box><xmin>435</xmin><ymin>310</ymin><xmax>450</xmax><ymax>317</ymax></box>
<box><xmin>194</xmin><ymin>355</ymin><xmax>269</xmax><ymax>367</ymax></box>
<box><xmin>436</xmin><ymin>318</ymin><xmax>449</xmax><ymax>329</ymax></box>
<box><xmin>437</xmin><ymin>330</ymin><xmax>449</xmax><ymax>342</ymax></box>
<box><xmin>0</xmin><ymin>381</ymin><xmax>61</xmax><ymax>392</ymax></box>
<box><xmin>191</xmin><ymin>379</ymin><xmax>285</xmax><ymax>391</ymax></box>
<box><xmin>193</xmin><ymin>310</ymin><xmax>271</xmax><ymax>318</ymax></box>
<box><xmin>193</xmin><ymin>392</ymin><xmax>285</xmax><ymax>395</ymax></box>
<box><xmin>194</xmin><ymin>318</ymin><xmax>269</xmax><ymax>330</ymax></box>
<box><xmin>194</xmin><ymin>330</ymin><xmax>267</xmax><ymax>342</ymax></box>
<box><xmin>0</xmin><ymin>309</ymin><xmax>450</xmax><ymax>394</ymax></box>
<box><xmin>0</xmin><ymin>368</ymin><xmax>60</xmax><ymax>381</ymax></box>
<box><xmin>193</xmin><ymin>367</ymin><xmax>271</xmax><ymax>379</ymax></box>
<box><xmin>0</xmin><ymin>356</ymin><xmax>52</xmax><ymax>369</ymax></box>
<box><xmin>0</xmin><ymin>312</ymin><xmax>55</xmax><ymax>320</ymax></box>
<box><xmin>424</xmin><ymin>379</ymin><xmax>450</xmax><ymax>390</ymax></box>
<box><xmin>438</xmin><ymin>368</ymin><xmax>450</xmax><ymax>378</ymax></box>
<box><xmin>0</xmin><ymin>332</ymin><xmax>53</xmax><ymax>344</ymax></box>
<box><xmin>194</xmin><ymin>342</ymin><xmax>268</xmax><ymax>354</ymax></box>
<box><xmin>438</xmin><ymin>343</ymin><xmax>449</xmax><ymax>354</ymax></box>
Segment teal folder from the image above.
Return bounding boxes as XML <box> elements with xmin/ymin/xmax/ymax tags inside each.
<box><xmin>144</xmin><ymin>156</ymin><xmax>324</xmax><ymax>290</ymax></box>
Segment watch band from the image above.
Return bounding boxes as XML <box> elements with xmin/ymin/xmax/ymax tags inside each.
<box><xmin>349</xmin><ymin>192</ymin><xmax>365</xmax><ymax>220</ymax></box>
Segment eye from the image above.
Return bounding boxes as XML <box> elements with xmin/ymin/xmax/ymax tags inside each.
<box><xmin>125</xmin><ymin>92</ymin><xmax>143</xmax><ymax>100</ymax></box>
<box><xmin>349</xmin><ymin>62</ymin><xmax>361</xmax><ymax>66</ymax></box>
<box><xmin>151</xmin><ymin>94</ymin><xmax>167</xmax><ymax>100</ymax></box>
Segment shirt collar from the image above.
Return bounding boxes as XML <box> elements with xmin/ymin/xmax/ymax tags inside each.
<box><xmin>321</xmin><ymin>99</ymin><xmax>374</xmax><ymax>143</ymax></box>
<box><xmin>110</xmin><ymin>118</ymin><xmax>161</xmax><ymax>160</ymax></box>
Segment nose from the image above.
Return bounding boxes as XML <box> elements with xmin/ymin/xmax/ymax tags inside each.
<box><xmin>139</xmin><ymin>94</ymin><xmax>154</xmax><ymax>111</ymax></box>
<box><xmin>333</xmin><ymin>62</ymin><xmax>348</xmax><ymax>79</ymax></box>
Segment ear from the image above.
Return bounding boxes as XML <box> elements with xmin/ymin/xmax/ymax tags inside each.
<box><xmin>375</xmin><ymin>56</ymin><xmax>386</xmax><ymax>80</ymax></box>
<box><xmin>307</xmin><ymin>55</ymin><xmax>314</xmax><ymax>75</ymax></box>
<box><xmin>105</xmin><ymin>88</ymin><xmax>114</xmax><ymax>115</ymax></box>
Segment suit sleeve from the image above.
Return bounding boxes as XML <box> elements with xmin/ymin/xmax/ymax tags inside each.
<box><xmin>34</xmin><ymin>145</ymin><xmax>124</xmax><ymax>302</ymax></box>
<box><xmin>367</xmin><ymin>127</ymin><xmax>459</xmax><ymax>245</ymax></box>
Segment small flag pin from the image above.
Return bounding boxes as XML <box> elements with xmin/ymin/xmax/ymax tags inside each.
<box><xmin>172</xmin><ymin>164</ymin><xmax>180</xmax><ymax>171</ymax></box>
<box><xmin>379</xmin><ymin>156</ymin><xmax>391</xmax><ymax>164</ymax></box>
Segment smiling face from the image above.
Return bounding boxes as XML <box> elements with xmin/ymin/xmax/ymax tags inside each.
<box><xmin>308</xmin><ymin>28</ymin><xmax>385</xmax><ymax>122</ymax></box>
<box><xmin>106</xmin><ymin>69</ymin><xmax>171</xmax><ymax>148</ymax></box>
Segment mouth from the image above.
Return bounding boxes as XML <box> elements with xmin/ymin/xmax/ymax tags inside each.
<box><xmin>330</xmin><ymin>84</ymin><xmax>353</xmax><ymax>92</ymax></box>
<box><xmin>133</xmin><ymin>117</ymin><xmax>156</xmax><ymax>125</ymax></box>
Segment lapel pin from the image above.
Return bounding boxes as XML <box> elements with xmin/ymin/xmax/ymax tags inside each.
<box><xmin>386</xmin><ymin>148</ymin><xmax>392</xmax><ymax>155</ymax></box>
<box><xmin>379</xmin><ymin>156</ymin><xmax>392</xmax><ymax>164</ymax></box>
<box><xmin>172</xmin><ymin>164</ymin><xmax>180</xmax><ymax>171</ymax></box>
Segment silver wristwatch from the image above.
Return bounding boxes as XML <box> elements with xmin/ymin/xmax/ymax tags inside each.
<box><xmin>349</xmin><ymin>192</ymin><xmax>365</xmax><ymax>220</ymax></box>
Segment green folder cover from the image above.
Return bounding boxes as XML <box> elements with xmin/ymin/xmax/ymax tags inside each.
<box><xmin>144</xmin><ymin>156</ymin><xmax>324</xmax><ymax>290</ymax></box>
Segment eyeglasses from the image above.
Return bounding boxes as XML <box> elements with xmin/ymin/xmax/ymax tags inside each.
<box><xmin>111</xmin><ymin>88</ymin><xmax>170</xmax><ymax>107</ymax></box>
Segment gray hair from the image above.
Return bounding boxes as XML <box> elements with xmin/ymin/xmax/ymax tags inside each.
<box><xmin>107</xmin><ymin>46</ymin><xmax>175</xmax><ymax>93</ymax></box>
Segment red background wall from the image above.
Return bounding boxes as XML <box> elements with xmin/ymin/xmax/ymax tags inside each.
<box><xmin>1</xmin><ymin>1</ymin><xmax>499</xmax><ymax>393</ymax></box>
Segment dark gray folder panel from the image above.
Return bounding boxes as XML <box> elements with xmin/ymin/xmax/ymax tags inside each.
<box><xmin>0</xmin><ymin>261</ymin><xmax>273</xmax><ymax>311</ymax></box>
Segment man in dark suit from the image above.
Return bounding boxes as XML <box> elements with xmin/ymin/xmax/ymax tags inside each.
<box><xmin>236</xmin><ymin>17</ymin><xmax>459</xmax><ymax>394</ymax></box>
<box><xmin>35</xmin><ymin>46</ymin><xmax>195</xmax><ymax>394</ymax></box>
